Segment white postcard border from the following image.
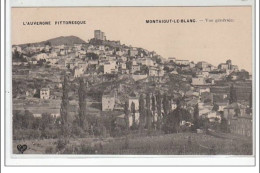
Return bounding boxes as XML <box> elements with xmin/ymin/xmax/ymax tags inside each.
<box><xmin>3</xmin><ymin>0</ymin><xmax>258</xmax><ymax>167</ymax></box>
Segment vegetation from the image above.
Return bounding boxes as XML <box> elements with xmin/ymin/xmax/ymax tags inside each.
<box><xmin>78</xmin><ymin>78</ymin><xmax>88</xmax><ymax>131</ymax></box>
<box><xmin>229</xmin><ymin>84</ymin><xmax>237</xmax><ymax>104</ymax></box>
<box><xmin>12</xmin><ymin>50</ymin><xmax>27</xmax><ymax>62</ymax></box>
<box><xmin>60</xmin><ymin>75</ymin><xmax>71</xmax><ymax>137</ymax></box>
<box><xmin>12</xmin><ymin>35</ymin><xmax>252</xmax><ymax>155</ymax></box>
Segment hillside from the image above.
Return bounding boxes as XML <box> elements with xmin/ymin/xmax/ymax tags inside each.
<box><xmin>18</xmin><ymin>36</ymin><xmax>87</xmax><ymax>47</ymax></box>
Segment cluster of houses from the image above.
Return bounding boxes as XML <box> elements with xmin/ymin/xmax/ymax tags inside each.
<box><xmin>12</xmin><ymin>30</ymin><xmax>253</xmax><ymax>137</ymax></box>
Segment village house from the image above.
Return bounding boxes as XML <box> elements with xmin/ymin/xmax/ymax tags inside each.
<box><xmin>75</xmin><ymin>50</ymin><xmax>87</xmax><ymax>58</ymax></box>
<box><xmin>196</xmin><ymin>71</ymin><xmax>209</xmax><ymax>78</ymax></box>
<box><xmin>218</xmin><ymin>63</ymin><xmax>229</xmax><ymax>70</ymax></box>
<box><xmin>148</xmin><ymin>67</ymin><xmax>164</xmax><ymax>77</ymax></box>
<box><xmin>47</xmin><ymin>57</ymin><xmax>59</xmax><ymax>65</ymax></box>
<box><xmin>206</xmin><ymin>111</ymin><xmax>221</xmax><ymax>123</ymax></box>
<box><xmin>148</xmin><ymin>67</ymin><xmax>158</xmax><ymax>76</ymax></box>
<box><xmin>74</xmin><ymin>67</ymin><xmax>85</xmax><ymax>78</ymax></box>
<box><xmin>168</xmin><ymin>57</ymin><xmax>176</xmax><ymax>63</ymax></box>
<box><xmin>40</xmin><ymin>88</ymin><xmax>50</xmax><ymax>99</ymax></box>
<box><xmin>28</xmin><ymin>59</ymin><xmax>38</xmax><ymax>65</ymax></box>
<box><xmin>189</xmin><ymin>62</ymin><xmax>196</xmax><ymax>68</ymax></box>
<box><xmin>65</xmin><ymin>59</ymin><xmax>77</xmax><ymax>69</ymax></box>
<box><xmin>175</xmin><ymin>59</ymin><xmax>190</xmax><ymax>66</ymax></box>
<box><xmin>104</xmin><ymin>61</ymin><xmax>117</xmax><ymax>74</ymax></box>
<box><xmin>139</xmin><ymin>58</ymin><xmax>155</xmax><ymax>67</ymax></box>
<box><xmin>180</xmin><ymin>66</ymin><xmax>190</xmax><ymax>70</ymax></box>
<box><xmin>34</xmin><ymin>53</ymin><xmax>49</xmax><ymax>61</ymax></box>
<box><xmin>77</xmin><ymin>62</ymin><xmax>88</xmax><ymax>70</ymax></box>
<box><xmin>88</xmin><ymin>59</ymin><xmax>99</xmax><ymax>65</ymax></box>
<box><xmin>118</xmin><ymin>63</ymin><xmax>129</xmax><ymax>74</ymax></box>
<box><xmin>102</xmin><ymin>93</ymin><xmax>115</xmax><ymax>111</ymax></box>
<box><xmin>218</xmin><ymin>60</ymin><xmax>234</xmax><ymax>71</ymax></box>
<box><xmin>208</xmin><ymin>71</ymin><xmax>226</xmax><ymax>81</ymax></box>
<box><xmin>49</xmin><ymin>52</ymin><xmax>58</xmax><ymax>58</ymax></box>
<box><xmin>116</xmin><ymin>50</ymin><xmax>124</xmax><ymax>56</ymax></box>
<box><xmin>196</xmin><ymin>61</ymin><xmax>209</xmax><ymax>70</ymax></box>
<box><xmin>198</xmin><ymin>87</ymin><xmax>210</xmax><ymax>95</ymax></box>
<box><xmin>120</xmin><ymin>56</ymin><xmax>127</xmax><ymax>62</ymax></box>
<box><xmin>129</xmin><ymin>49</ymin><xmax>138</xmax><ymax>57</ymax></box>
<box><xmin>192</xmin><ymin>77</ymin><xmax>206</xmax><ymax>86</ymax></box>
<box><xmin>131</xmin><ymin>64</ymin><xmax>140</xmax><ymax>73</ymax></box>
<box><xmin>215</xmin><ymin>101</ymin><xmax>229</xmax><ymax>112</ymax></box>
<box><xmin>74</xmin><ymin>44</ymin><xmax>83</xmax><ymax>51</ymax></box>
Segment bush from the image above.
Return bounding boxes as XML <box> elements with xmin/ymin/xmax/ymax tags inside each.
<box><xmin>56</xmin><ymin>138</ymin><xmax>69</xmax><ymax>152</ymax></box>
<box><xmin>79</xmin><ymin>144</ymin><xmax>96</xmax><ymax>154</ymax></box>
<box><xmin>72</xmin><ymin>125</ymin><xmax>85</xmax><ymax>137</ymax></box>
<box><xmin>45</xmin><ymin>146</ymin><xmax>55</xmax><ymax>154</ymax></box>
<box><xmin>41</xmin><ymin>128</ymin><xmax>61</xmax><ymax>139</ymax></box>
<box><xmin>13</xmin><ymin>129</ymin><xmax>42</xmax><ymax>140</ymax></box>
<box><xmin>63</xmin><ymin>145</ymin><xmax>74</xmax><ymax>154</ymax></box>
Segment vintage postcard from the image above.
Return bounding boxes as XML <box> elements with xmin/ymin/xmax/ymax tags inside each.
<box><xmin>4</xmin><ymin>0</ymin><xmax>256</xmax><ymax>166</ymax></box>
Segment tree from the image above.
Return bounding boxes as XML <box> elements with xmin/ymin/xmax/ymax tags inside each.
<box><xmin>40</xmin><ymin>113</ymin><xmax>54</xmax><ymax>131</ymax></box>
<box><xmin>78</xmin><ymin>78</ymin><xmax>88</xmax><ymax>131</ymax></box>
<box><xmin>131</xmin><ymin>102</ymin><xmax>136</xmax><ymax>128</ymax></box>
<box><xmin>193</xmin><ymin>103</ymin><xmax>199</xmax><ymax>129</ymax></box>
<box><xmin>22</xmin><ymin>110</ymin><xmax>34</xmax><ymax>129</ymax></box>
<box><xmin>162</xmin><ymin>94</ymin><xmax>170</xmax><ymax>116</ymax></box>
<box><xmin>12</xmin><ymin>50</ymin><xmax>27</xmax><ymax>62</ymax></box>
<box><xmin>140</xmin><ymin>65</ymin><xmax>149</xmax><ymax>75</ymax></box>
<box><xmin>139</xmin><ymin>94</ymin><xmax>145</xmax><ymax>132</ymax></box>
<box><xmin>60</xmin><ymin>75</ymin><xmax>70</xmax><ymax>137</ymax></box>
<box><xmin>41</xmin><ymin>113</ymin><xmax>55</xmax><ymax>138</ymax></box>
<box><xmin>151</xmin><ymin>94</ymin><xmax>156</xmax><ymax>128</ymax></box>
<box><xmin>156</xmin><ymin>58</ymin><xmax>161</xmax><ymax>64</ymax></box>
<box><xmin>234</xmin><ymin>107</ymin><xmax>240</xmax><ymax>117</ymax></box>
<box><xmin>212</xmin><ymin>104</ymin><xmax>219</xmax><ymax>112</ymax></box>
<box><xmin>220</xmin><ymin>116</ymin><xmax>229</xmax><ymax>133</ymax></box>
<box><xmin>146</xmin><ymin>93</ymin><xmax>152</xmax><ymax>131</ymax></box>
<box><xmin>229</xmin><ymin>84</ymin><xmax>237</xmax><ymax>104</ymax></box>
<box><xmin>162</xmin><ymin>107</ymin><xmax>191</xmax><ymax>134</ymax></box>
<box><xmin>124</xmin><ymin>100</ymin><xmax>129</xmax><ymax>132</ymax></box>
<box><xmin>249</xmin><ymin>92</ymin><xmax>252</xmax><ymax>109</ymax></box>
<box><xmin>156</xmin><ymin>91</ymin><xmax>162</xmax><ymax>130</ymax></box>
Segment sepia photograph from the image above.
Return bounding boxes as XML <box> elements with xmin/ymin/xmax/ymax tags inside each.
<box><xmin>10</xmin><ymin>6</ymin><xmax>253</xmax><ymax>156</ymax></box>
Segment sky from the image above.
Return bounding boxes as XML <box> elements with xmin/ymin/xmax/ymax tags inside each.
<box><xmin>12</xmin><ymin>7</ymin><xmax>252</xmax><ymax>72</ymax></box>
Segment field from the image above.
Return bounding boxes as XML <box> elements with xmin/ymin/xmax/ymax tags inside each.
<box><xmin>13</xmin><ymin>132</ymin><xmax>252</xmax><ymax>155</ymax></box>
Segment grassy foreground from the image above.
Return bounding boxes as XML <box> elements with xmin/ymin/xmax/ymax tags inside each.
<box><xmin>13</xmin><ymin>132</ymin><xmax>252</xmax><ymax>155</ymax></box>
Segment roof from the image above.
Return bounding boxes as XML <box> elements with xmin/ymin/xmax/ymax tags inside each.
<box><xmin>41</xmin><ymin>88</ymin><xmax>50</xmax><ymax>91</ymax></box>
<box><xmin>102</xmin><ymin>93</ymin><xmax>115</xmax><ymax>98</ymax></box>
<box><xmin>187</xmin><ymin>99</ymin><xmax>198</xmax><ymax>106</ymax></box>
